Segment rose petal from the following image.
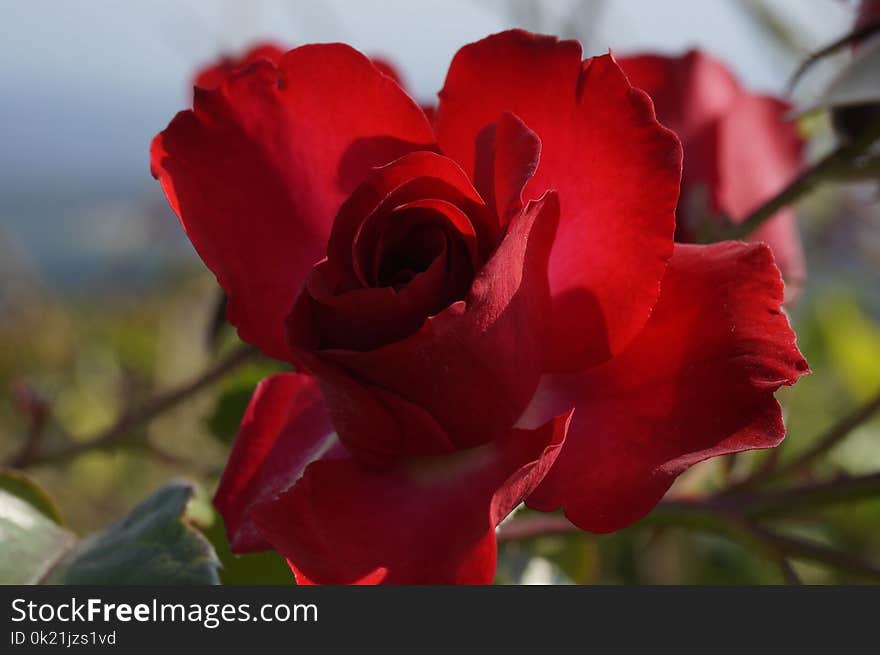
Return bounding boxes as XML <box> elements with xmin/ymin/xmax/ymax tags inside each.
<box><xmin>356</xmin><ymin>198</ymin><xmax>478</xmax><ymax>288</ymax></box>
<box><xmin>325</xmin><ymin>151</ymin><xmax>496</xmax><ymax>289</ymax></box>
<box><xmin>620</xmin><ymin>51</ymin><xmax>741</xmax><ymax>145</ymax></box>
<box><xmin>436</xmin><ymin>31</ymin><xmax>681</xmax><ymax>370</ymax></box>
<box><xmin>292</xmin><ymin>349</ymin><xmax>456</xmax><ymax>458</ymax></box>
<box><xmin>151</xmin><ymin>44</ymin><xmax>435</xmax><ymax>361</ymax></box>
<box><xmin>748</xmin><ymin>210</ymin><xmax>805</xmax><ymax>302</ymax></box>
<box><xmin>473</xmin><ymin>111</ymin><xmax>542</xmax><ymax>224</ymax></box>
<box><xmin>251</xmin><ymin>410</ymin><xmax>571</xmax><ymax>584</ymax></box>
<box><xmin>363</xmin><ymin>57</ymin><xmax>436</xmax><ymax>125</ymax></box>
<box><xmin>370</xmin><ymin>56</ymin><xmax>405</xmax><ymax>87</ymax></box>
<box><xmin>299</xmin><ymin>246</ymin><xmax>463</xmax><ymax>352</ymax></box>
<box><xmin>193</xmin><ymin>43</ymin><xmax>286</xmax><ymax>90</ymax></box>
<box><xmin>194</xmin><ymin>45</ymin><xmax>418</xmax><ymax>107</ymax></box>
<box><xmin>524</xmin><ymin>242</ymin><xmax>809</xmax><ymax>533</ymax></box>
<box><xmin>621</xmin><ymin>51</ymin><xmax>739</xmax><ymax>233</ymax></box>
<box><xmin>213</xmin><ymin>373</ymin><xmax>340</xmax><ymax>552</ymax></box>
<box><xmin>309</xmin><ymin>191</ymin><xmax>560</xmax><ymax>456</ymax></box>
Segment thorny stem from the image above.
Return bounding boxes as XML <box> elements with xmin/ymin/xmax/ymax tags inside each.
<box><xmin>776</xmin><ymin>555</ymin><xmax>803</xmax><ymax>585</ymax></box>
<box><xmin>4</xmin><ymin>344</ymin><xmax>258</xmax><ymax>468</ymax></box>
<box><xmin>7</xmin><ymin>381</ymin><xmax>58</xmax><ymax>468</ymax></box>
<box><xmin>745</xmin><ymin>521</ymin><xmax>880</xmax><ymax>583</ymax></box>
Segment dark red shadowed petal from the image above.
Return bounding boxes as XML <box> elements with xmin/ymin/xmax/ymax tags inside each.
<box><xmin>299</xmin><ymin>239</ymin><xmax>469</xmax><ymax>353</ymax></box>
<box><xmin>311</xmin><ymin>192</ymin><xmax>560</xmax><ymax>456</ymax></box>
<box><xmin>285</xmin><ymin>346</ymin><xmax>457</xmax><ymax>458</ymax></box>
<box><xmin>473</xmin><ymin>112</ymin><xmax>542</xmax><ymax>224</ymax></box>
<box><xmin>354</xmin><ymin>198</ymin><xmax>479</xmax><ymax>288</ymax></box>
<box><xmin>151</xmin><ymin>44</ymin><xmax>435</xmax><ymax>361</ymax></box>
<box><xmin>193</xmin><ymin>43</ymin><xmax>286</xmax><ymax>90</ymax></box>
<box><xmin>251</xmin><ymin>410</ymin><xmax>572</xmax><ymax>584</ymax></box>
<box><xmin>325</xmin><ymin>151</ymin><xmax>496</xmax><ymax>288</ymax></box>
<box><xmin>436</xmin><ymin>31</ymin><xmax>682</xmax><ymax>371</ymax></box>
<box><xmin>213</xmin><ymin>373</ymin><xmax>341</xmax><ymax>553</ymax></box>
<box><xmin>524</xmin><ymin>242</ymin><xmax>809</xmax><ymax>533</ymax></box>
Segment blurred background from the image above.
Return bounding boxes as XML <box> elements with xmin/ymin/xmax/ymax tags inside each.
<box><xmin>1</xmin><ymin>0</ymin><xmax>878</xmax><ymax>584</ymax></box>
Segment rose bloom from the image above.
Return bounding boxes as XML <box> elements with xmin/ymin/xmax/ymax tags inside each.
<box><xmin>151</xmin><ymin>30</ymin><xmax>808</xmax><ymax>584</ymax></box>
<box><xmin>618</xmin><ymin>51</ymin><xmax>806</xmax><ymax>301</ymax></box>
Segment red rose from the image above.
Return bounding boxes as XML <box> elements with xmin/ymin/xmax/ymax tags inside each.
<box><xmin>151</xmin><ymin>30</ymin><xmax>808</xmax><ymax>584</ymax></box>
<box><xmin>619</xmin><ymin>51</ymin><xmax>806</xmax><ymax>301</ymax></box>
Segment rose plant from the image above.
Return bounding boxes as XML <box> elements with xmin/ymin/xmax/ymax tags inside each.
<box><xmin>151</xmin><ymin>30</ymin><xmax>808</xmax><ymax>584</ymax></box>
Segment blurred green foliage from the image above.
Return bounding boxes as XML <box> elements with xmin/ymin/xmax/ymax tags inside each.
<box><xmin>205</xmin><ymin>360</ymin><xmax>285</xmax><ymax>444</ymax></box>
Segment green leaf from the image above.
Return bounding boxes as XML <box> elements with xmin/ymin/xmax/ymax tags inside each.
<box><xmin>207</xmin><ymin>387</ymin><xmax>256</xmax><ymax>444</ymax></box>
<box><xmin>199</xmin><ymin>507</ymin><xmax>293</xmax><ymax>585</ymax></box>
<box><xmin>182</xmin><ymin>486</ymin><xmax>291</xmax><ymax>585</ymax></box>
<box><xmin>0</xmin><ymin>468</ymin><xmax>63</xmax><ymax>523</ymax></box>
<box><xmin>205</xmin><ymin>362</ymin><xmax>284</xmax><ymax>443</ymax></box>
<box><xmin>45</xmin><ymin>481</ymin><xmax>220</xmax><ymax>585</ymax></box>
<box><xmin>0</xmin><ymin>482</ymin><xmax>75</xmax><ymax>584</ymax></box>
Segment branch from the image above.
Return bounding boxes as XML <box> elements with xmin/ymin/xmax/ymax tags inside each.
<box><xmin>499</xmin><ymin>509</ymin><xmax>880</xmax><ymax>582</ymax></box>
<box><xmin>497</xmin><ymin>515</ymin><xmax>573</xmax><ymax>541</ymax></box>
<box><xmin>774</xmin><ymin>390</ymin><xmax>880</xmax><ymax>479</ymax></box>
<box><xmin>711</xmin><ymin>120</ymin><xmax>880</xmax><ymax>242</ymax></box>
<box><xmin>787</xmin><ymin>21</ymin><xmax>880</xmax><ymax>93</ymax></box>
<box><xmin>776</xmin><ymin>554</ymin><xmax>803</xmax><ymax>585</ymax></box>
<box><xmin>7</xmin><ymin>381</ymin><xmax>51</xmax><ymax>468</ymax></box>
<box><xmin>497</xmin><ymin>501</ymin><xmax>736</xmax><ymax>543</ymax></box>
<box><xmin>497</xmin><ymin>473</ymin><xmax>880</xmax><ymax>581</ymax></box>
<box><xmin>730</xmin><ymin>473</ymin><xmax>880</xmax><ymax>517</ymax></box>
<box><xmin>5</xmin><ymin>344</ymin><xmax>258</xmax><ymax>468</ymax></box>
<box><xmin>745</xmin><ymin>521</ymin><xmax>880</xmax><ymax>582</ymax></box>
<box><xmin>734</xmin><ymin>387</ymin><xmax>880</xmax><ymax>489</ymax></box>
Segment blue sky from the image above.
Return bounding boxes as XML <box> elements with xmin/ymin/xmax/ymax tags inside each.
<box><xmin>0</xmin><ymin>0</ymin><xmax>856</xmax><ymax>285</ymax></box>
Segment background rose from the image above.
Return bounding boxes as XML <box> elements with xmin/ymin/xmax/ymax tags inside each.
<box><xmin>150</xmin><ymin>30</ymin><xmax>807</xmax><ymax>584</ymax></box>
<box><xmin>620</xmin><ymin>51</ymin><xmax>806</xmax><ymax>302</ymax></box>
<box><xmin>191</xmin><ymin>41</ymin><xmax>409</xmax><ymax>93</ymax></box>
